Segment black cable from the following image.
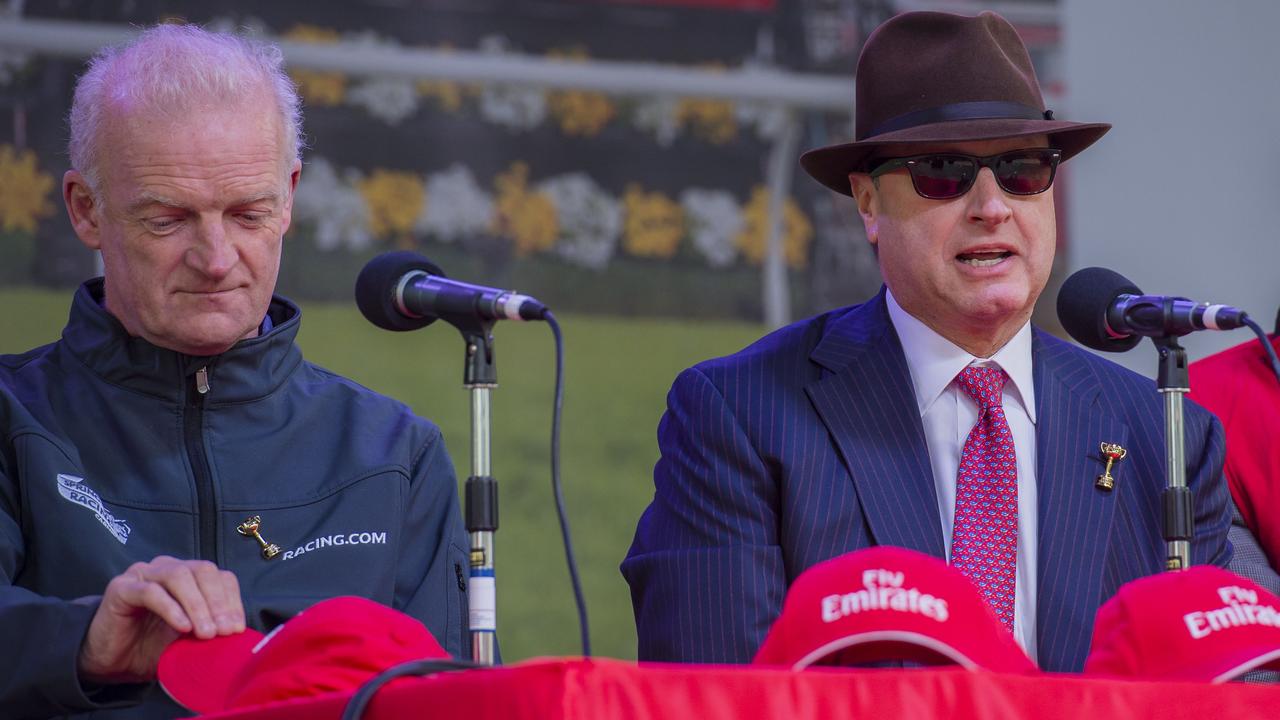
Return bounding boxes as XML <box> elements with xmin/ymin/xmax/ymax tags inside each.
<box><xmin>544</xmin><ymin>311</ymin><xmax>591</xmax><ymax>657</ymax></box>
<box><xmin>1244</xmin><ymin>316</ymin><xmax>1280</xmax><ymax>386</ymax></box>
<box><xmin>340</xmin><ymin>658</ymin><xmax>483</xmax><ymax>720</ymax></box>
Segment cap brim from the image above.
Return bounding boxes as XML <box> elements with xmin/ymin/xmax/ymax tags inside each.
<box><xmin>1211</xmin><ymin>647</ymin><xmax>1280</xmax><ymax>683</ymax></box>
<box><xmin>800</xmin><ymin>119</ymin><xmax>1112</xmax><ymax>196</ymax></box>
<box><xmin>791</xmin><ymin>629</ymin><xmax>1038</xmax><ymax>675</ymax></box>
<box><xmin>158</xmin><ymin>630</ymin><xmax>265</xmax><ymax>713</ymax></box>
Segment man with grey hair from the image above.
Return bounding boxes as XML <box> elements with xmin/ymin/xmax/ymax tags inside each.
<box><xmin>0</xmin><ymin>24</ymin><xmax>470</xmax><ymax>718</ymax></box>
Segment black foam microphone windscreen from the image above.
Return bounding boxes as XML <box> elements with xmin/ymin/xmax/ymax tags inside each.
<box><xmin>1056</xmin><ymin>267</ymin><xmax>1144</xmax><ymax>352</ymax></box>
<box><xmin>355</xmin><ymin>251</ymin><xmax>446</xmax><ymax>332</ymax></box>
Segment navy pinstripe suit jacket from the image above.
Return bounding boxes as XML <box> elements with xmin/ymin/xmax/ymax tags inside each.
<box><xmin>622</xmin><ymin>289</ymin><xmax>1232</xmax><ymax>672</ymax></box>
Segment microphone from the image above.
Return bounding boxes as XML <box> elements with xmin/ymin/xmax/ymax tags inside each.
<box><xmin>1057</xmin><ymin>267</ymin><xmax>1249</xmax><ymax>352</ymax></box>
<box><xmin>355</xmin><ymin>251</ymin><xmax>548</xmax><ymax>332</ymax></box>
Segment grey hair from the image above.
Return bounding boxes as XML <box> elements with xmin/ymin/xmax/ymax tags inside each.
<box><xmin>68</xmin><ymin>23</ymin><xmax>303</xmax><ymax>193</ymax></box>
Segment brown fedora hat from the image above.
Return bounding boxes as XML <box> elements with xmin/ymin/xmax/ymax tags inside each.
<box><xmin>800</xmin><ymin>11</ymin><xmax>1110</xmax><ymax>197</ymax></box>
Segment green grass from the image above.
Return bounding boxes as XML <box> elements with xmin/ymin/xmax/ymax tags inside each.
<box><xmin>0</xmin><ymin>286</ymin><xmax>765</xmax><ymax>661</ymax></box>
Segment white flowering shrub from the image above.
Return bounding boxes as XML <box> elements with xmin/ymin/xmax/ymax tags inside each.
<box><xmin>416</xmin><ymin>164</ymin><xmax>494</xmax><ymax>243</ymax></box>
<box><xmin>681</xmin><ymin>188</ymin><xmax>743</xmax><ymax>268</ymax></box>
<box><xmin>537</xmin><ymin>173</ymin><xmax>622</xmax><ymax>270</ymax></box>
<box><xmin>632</xmin><ymin>96</ymin><xmax>683</xmax><ymax>146</ymax></box>
<box><xmin>294</xmin><ymin>156</ymin><xmax>373</xmax><ymax>251</ymax></box>
<box><xmin>477</xmin><ymin>35</ymin><xmax>547</xmax><ymax>130</ymax></box>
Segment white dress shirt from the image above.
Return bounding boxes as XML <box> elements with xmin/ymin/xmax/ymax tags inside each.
<box><xmin>885</xmin><ymin>290</ymin><xmax>1039</xmax><ymax>662</ymax></box>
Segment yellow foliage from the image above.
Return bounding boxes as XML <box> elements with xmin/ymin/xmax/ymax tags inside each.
<box><xmin>674</xmin><ymin>64</ymin><xmax>737</xmax><ymax>144</ymax></box>
<box><xmin>546</xmin><ymin>47</ymin><xmax>616</xmax><ymax>137</ymax></box>
<box><xmin>417</xmin><ymin>44</ymin><xmax>466</xmax><ymax>112</ymax></box>
<box><xmin>293</xmin><ymin>71</ymin><xmax>346</xmax><ymax>106</ymax></box>
<box><xmin>0</xmin><ymin>145</ymin><xmax>55</xmax><ymax>234</ymax></box>
<box><xmin>418</xmin><ymin>79</ymin><xmax>463</xmax><ymax>112</ymax></box>
<box><xmin>283</xmin><ymin>24</ymin><xmax>340</xmax><ymax>43</ymax></box>
<box><xmin>283</xmin><ymin>25</ymin><xmax>346</xmax><ymax>106</ymax></box>
<box><xmin>622</xmin><ymin>185</ymin><xmax>684</xmax><ymax>259</ymax></box>
<box><xmin>735</xmin><ymin>186</ymin><xmax>814</xmax><ymax>269</ymax></box>
<box><xmin>549</xmin><ymin>90</ymin><xmax>616</xmax><ymax>137</ymax></box>
<box><xmin>357</xmin><ymin>169</ymin><xmax>426</xmax><ymax>245</ymax></box>
<box><xmin>491</xmin><ymin>162</ymin><xmax>558</xmax><ymax>255</ymax></box>
<box><xmin>676</xmin><ymin>98</ymin><xmax>738</xmax><ymax>144</ymax></box>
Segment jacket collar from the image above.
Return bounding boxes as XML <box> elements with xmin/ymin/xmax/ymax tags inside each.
<box><xmin>60</xmin><ymin>278</ymin><xmax>304</xmax><ymax>403</ymax></box>
<box><xmin>1030</xmin><ymin>328</ymin><xmax>1126</xmax><ymax>671</ymax></box>
<box><xmin>805</xmin><ymin>287</ymin><xmax>947</xmax><ymax>558</ymax></box>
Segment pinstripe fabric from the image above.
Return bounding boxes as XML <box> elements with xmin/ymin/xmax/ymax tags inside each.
<box><xmin>1227</xmin><ymin>502</ymin><xmax>1280</xmax><ymax>596</ymax></box>
<box><xmin>621</xmin><ymin>289</ymin><xmax>1232</xmax><ymax>671</ymax></box>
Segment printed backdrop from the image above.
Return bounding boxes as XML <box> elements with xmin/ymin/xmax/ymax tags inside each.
<box><xmin>0</xmin><ymin>0</ymin><xmax>1061</xmax><ymax>321</ymax></box>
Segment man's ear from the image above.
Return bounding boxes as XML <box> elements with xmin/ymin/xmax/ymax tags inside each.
<box><xmin>63</xmin><ymin>170</ymin><xmax>103</xmax><ymax>250</ymax></box>
<box><xmin>279</xmin><ymin>158</ymin><xmax>302</xmax><ymax>236</ymax></box>
<box><xmin>848</xmin><ymin>172</ymin><xmax>880</xmax><ymax>247</ymax></box>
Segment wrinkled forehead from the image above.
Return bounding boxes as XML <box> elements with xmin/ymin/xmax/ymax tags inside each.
<box><xmin>103</xmin><ymin>78</ymin><xmax>281</xmax><ymax>137</ymax></box>
<box><xmin>97</xmin><ymin>88</ymin><xmax>291</xmax><ymax>182</ymax></box>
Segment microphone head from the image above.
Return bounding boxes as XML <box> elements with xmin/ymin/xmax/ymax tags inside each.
<box><xmin>355</xmin><ymin>251</ymin><xmax>447</xmax><ymax>331</ymax></box>
<box><xmin>1057</xmin><ymin>267</ymin><xmax>1145</xmax><ymax>352</ymax></box>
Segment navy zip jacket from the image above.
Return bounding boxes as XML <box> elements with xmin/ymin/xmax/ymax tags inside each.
<box><xmin>0</xmin><ymin>279</ymin><xmax>470</xmax><ymax>719</ymax></box>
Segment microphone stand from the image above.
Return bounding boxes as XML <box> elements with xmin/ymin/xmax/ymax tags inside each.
<box><xmin>457</xmin><ymin>317</ymin><xmax>499</xmax><ymax>665</ymax></box>
<box><xmin>1153</xmin><ymin>333</ymin><xmax>1193</xmax><ymax>570</ymax></box>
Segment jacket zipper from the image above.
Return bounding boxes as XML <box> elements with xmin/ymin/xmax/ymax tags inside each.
<box><xmin>184</xmin><ymin>366</ymin><xmax>218</xmax><ymax>562</ymax></box>
<box><xmin>455</xmin><ymin>561</ymin><xmax>469</xmax><ymax>658</ymax></box>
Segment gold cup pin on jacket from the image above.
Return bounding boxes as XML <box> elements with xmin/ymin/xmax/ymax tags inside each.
<box><xmin>1096</xmin><ymin>443</ymin><xmax>1127</xmax><ymax>491</ymax></box>
<box><xmin>237</xmin><ymin>515</ymin><xmax>282</xmax><ymax>559</ymax></box>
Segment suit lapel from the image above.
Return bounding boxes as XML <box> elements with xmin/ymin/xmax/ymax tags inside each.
<box><xmin>1032</xmin><ymin>332</ymin><xmax>1128</xmax><ymax>671</ymax></box>
<box><xmin>805</xmin><ymin>291</ymin><xmax>945</xmax><ymax>558</ymax></box>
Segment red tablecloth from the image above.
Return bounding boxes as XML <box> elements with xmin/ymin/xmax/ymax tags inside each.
<box><xmin>199</xmin><ymin>657</ymin><xmax>1280</xmax><ymax>719</ymax></box>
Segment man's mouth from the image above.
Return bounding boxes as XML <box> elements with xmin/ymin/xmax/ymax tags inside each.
<box><xmin>957</xmin><ymin>251</ymin><xmax>1013</xmax><ymax>267</ymax></box>
<box><xmin>182</xmin><ymin>287</ymin><xmax>240</xmax><ymax>296</ymax></box>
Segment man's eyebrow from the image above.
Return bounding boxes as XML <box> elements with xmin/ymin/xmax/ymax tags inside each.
<box><xmin>125</xmin><ymin>190</ymin><xmax>282</xmax><ymax>215</ymax></box>
<box><xmin>230</xmin><ymin>191</ymin><xmax>281</xmax><ymax>207</ymax></box>
<box><xmin>126</xmin><ymin>192</ymin><xmax>189</xmax><ymax>215</ymax></box>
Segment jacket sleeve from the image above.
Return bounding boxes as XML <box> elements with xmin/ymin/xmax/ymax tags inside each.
<box><xmin>392</xmin><ymin>425</ymin><xmax>472</xmax><ymax>660</ymax></box>
<box><xmin>1189</xmin><ymin>411</ymin><xmax>1233</xmax><ymax>569</ymax></box>
<box><xmin>0</xmin><ymin>458</ymin><xmax>147</xmax><ymax>717</ymax></box>
<box><xmin>1226</xmin><ymin>499</ymin><xmax>1280</xmax><ymax>595</ymax></box>
<box><xmin>621</xmin><ymin>367</ymin><xmax>786</xmax><ymax>664</ymax></box>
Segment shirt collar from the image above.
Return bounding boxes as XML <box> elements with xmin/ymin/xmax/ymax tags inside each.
<box><xmin>885</xmin><ymin>288</ymin><xmax>1036</xmax><ymax>422</ymax></box>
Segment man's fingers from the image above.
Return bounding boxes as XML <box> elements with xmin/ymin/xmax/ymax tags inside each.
<box><xmin>105</xmin><ymin>572</ymin><xmax>192</xmax><ymax>634</ymax></box>
<box><xmin>151</xmin><ymin>561</ymin><xmax>219</xmax><ymax>638</ymax></box>
<box><xmin>81</xmin><ymin>558</ymin><xmax>246</xmax><ymax>684</ymax></box>
<box><xmin>189</xmin><ymin>562</ymin><xmax>244</xmax><ymax>634</ymax></box>
<box><xmin>105</xmin><ymin>558</ymin><xmax>246</xmax><ymax>638</ymax></box>
<box><xmin>218</xmin><ymin>569</ymin><xmax>246</xmax><ymax>633</ymax></box>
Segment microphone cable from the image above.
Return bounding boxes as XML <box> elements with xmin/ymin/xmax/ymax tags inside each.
<box><xmin>1243</xmin><ymin>315</ymin><xmax>1280</xmax><ymax>386</ymax></box>
<box><xmin>546</xmin><ymin>311</ymin><xmax>592</xmax><ymax>658</ymax></box>
<box><xmin>340</xmin><ymin>314</ymin><xmax>588</xmax><ymax>720</ymax></box>
<box><xmin>341</xmin><ymin>658</ymin><xmax>484</xmax><ymax>720</ymax></box>
<box><xmin>355</xmin><ymin>252</ymin><xmax>590</xmax><ymax>659</ymax></box>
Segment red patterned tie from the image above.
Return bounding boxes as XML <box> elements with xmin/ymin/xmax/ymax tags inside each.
<box><xmin>951</xmin><ymin>365</ymin><xmax>1018</xmax><ymax>629</ymax></box>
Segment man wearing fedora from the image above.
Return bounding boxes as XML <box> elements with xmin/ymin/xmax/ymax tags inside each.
<box><xmin>622</xmin><ymin>11</ymin><xmax>1231</xmax><ymax>672</ymax></box>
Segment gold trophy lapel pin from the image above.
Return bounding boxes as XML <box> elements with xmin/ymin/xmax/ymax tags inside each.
<box><xmin>1096</xmin><ymin>442</ymin><xmax>1127</xmax><ymax>491</ymax></box>
<box><xmin>237</xmin><ymin>515</ymin><xmax>282</xmax><ymax>560</ymax></box>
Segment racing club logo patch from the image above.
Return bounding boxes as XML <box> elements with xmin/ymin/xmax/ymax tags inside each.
<box><xmin>56</xmin><ymin>473</ymin><xmax>132</xmax><ymax>545</ymax></box>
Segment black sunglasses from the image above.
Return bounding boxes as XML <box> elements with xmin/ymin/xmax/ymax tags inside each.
<box><xmin>868</xmin><ymin>148</ymin><xmax>1063</xmax><ymax>200</ymax></box>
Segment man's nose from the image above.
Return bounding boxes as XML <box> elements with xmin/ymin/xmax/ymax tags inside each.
<box><xmin>966</xmin><ymin>168</ymin><xmax>1013</xmax><ymax>226</ymax></box>
<box><xmin>186</xmin><ymin>216</ymin><xmax>238</xmax><ymax>278</ymax></box>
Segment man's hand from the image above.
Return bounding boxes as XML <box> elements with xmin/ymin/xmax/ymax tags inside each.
<box><xmin>77</xmin><ymin>556</ymin><xmax>246</xmax><ymax>685</ymax></box>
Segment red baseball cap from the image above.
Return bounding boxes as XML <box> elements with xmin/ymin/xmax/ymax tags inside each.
<box><xmin>753</xmin><ymin>547</ymin><xmax>1037</xmax><ymax>673</ymax></box>
<box><xmin>1085</xmin><ymin>565</ymin><xmax>1280</xmax><ymax>683</ymax></box>
<box><xmin>158</xmin><ymin>596</ymin><xmax>449</xmax><ymax>712</ymax></box>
